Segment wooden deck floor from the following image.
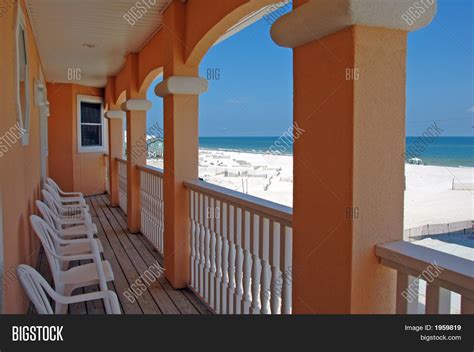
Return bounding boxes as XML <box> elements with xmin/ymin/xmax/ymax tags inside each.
<box><xmin>35</xmin><ymin>194</ymin><xmax>211</xmax><ymax>315</ymax></box>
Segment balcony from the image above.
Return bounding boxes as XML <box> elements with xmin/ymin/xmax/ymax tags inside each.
<box><xmin>2</xmin><ymin>0</ymin><xmax>471</xmax><ymax>316</ymax></box>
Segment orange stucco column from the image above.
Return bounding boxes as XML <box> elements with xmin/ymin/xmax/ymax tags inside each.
<box><xmin>105</xmin><ymin>109</ymin><xmax>125</xmax><ymax>206</ymax></box>
<box><xmin>121</xmin><ymin>99</ymin><xmax>152</xmax><ymax>233</ymax></box>
<box><xmin>271</xmin><ymin>1</ymin><xmax>436</xmax><ymax>313</ymax></box>
<box><xmin>162</xmin><ymin>90</ymin><xmax>199</xmax><ymax>289</ymax></box>
<box><xmin>158</xmin><ymin>1</ymin><xmax>207</xmax><ymax>289</ymax></box>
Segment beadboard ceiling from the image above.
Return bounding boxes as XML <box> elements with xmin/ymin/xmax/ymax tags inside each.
<box><xmin>25</xmin><ymin>0</ymin><xmax>173</xmax><ymax>87</ymax></box>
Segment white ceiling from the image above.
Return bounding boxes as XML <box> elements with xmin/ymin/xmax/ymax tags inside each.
<box><xmin>26</xmin><ymin>0</ymin><xmax>172</xmax><ymax>87</ymax></box>
<box><xmin>25</xmin><ymin>1</ymin><xmax>280</xmax><ymax>88</ymax></box>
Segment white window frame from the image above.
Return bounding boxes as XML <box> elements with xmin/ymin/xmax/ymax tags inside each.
<box><xmin>77</xmin><ymin>95</ymin><xmax>107</xmax><ymax>153</ymax></box>
<box><xmin>16</xmin><ymin>7</ymin><xmax>30</xmax><ymax>146</ymax></box>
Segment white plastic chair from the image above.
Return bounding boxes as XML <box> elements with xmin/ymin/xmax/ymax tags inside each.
<box><xmin>36</xmin><ymin>200</ymin><xmax>97</xmax><ymax>238</ymax></box>
<box><xmin>17</xmin><ymin>265</ymin><xmax>121</xmax><ymax>314</ymax></box>
<box><xmin>30</xmin><ymin>216</ymin><xmax>114</xmax><ymax>314</ymax></box>
<box><xmin>44</xmin><ymin>184</ymin><xmax>89</xmax><ymax>212</ymax></box>
<box><xmin>30</xmin><ymin>215</ymin><xmax>104</xmax><ymax>270</ymax></box>
<box><xmin>46</xmin><ymin>177</ymin><xmax>84</xmax><ymax>200</ymax></box>
<box><xmin>42</xmin><ymin>189</ymin><xmax>91</xmax><ymax>220</ymax></box>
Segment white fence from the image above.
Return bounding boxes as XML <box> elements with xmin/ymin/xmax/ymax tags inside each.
<box><xmin>117</xmin><ymin>158</ymin><xmax>127</xmax><ymax>214</ymax></box>
<box><xmin>185</xmin><ymin>180</ymin><xmax>293</xmax><ymax>314</ymax></box>
<box><xmin>138</xmin><ymin>165</ymin><xmax>164</xmax><ymax>255</ymax></box>
<box><xmin>376</xmin><ymin>241</ymin><xmax>473</xmax><ymax>314</ymax></box>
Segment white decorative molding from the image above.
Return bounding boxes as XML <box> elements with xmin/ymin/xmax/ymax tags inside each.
<box><xmin>271</xmin><ymin>0</ymin><xmax>437</xmax><ymax>48</ymax></box>
<box><xmin>154</xmin><ymin>76</ymin><xmax>208</xmax><ymax>97</ymax></box>
<box><xmin>105</xmin><ymin>109</ymin><xmax>125</xmax><ymax>119</ymax></box>
<box><xmin>121</xmin><ymin>99</ymin><xmax>152</xmax><ymax>112</ymax></box>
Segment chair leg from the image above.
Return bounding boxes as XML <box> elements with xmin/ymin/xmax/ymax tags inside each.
<box><xmin>55</xmin><ymin>284</ymin><xmax>75</xmax><ymax>314</ymax></box>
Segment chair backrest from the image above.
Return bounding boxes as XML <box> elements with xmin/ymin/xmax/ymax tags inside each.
<box><xmin>44</xmin><ymin>183</ymin><xmax>61</xmax><ymax>200</ymax></box>
<box><xmin>36</xmin><ymin>200</ymin><xmax>61</xmax><ymax>232</ymax></box>
<box><xmin>46</xmin><ymin>178</ymin><xmax>62</xmax><ymax>195</ymax></box>
<box><xmin>30</xmin><ymin>215</ymin><xmax>62</xmax><ymax>283</ymax></box>
<box><xmin>17</xmin><ymin>264</ymin><xmax>55</xmax><ymax>314</ymax></box>
<box><xmin>41</xmin><ymin>189</ymin><xmax>64</xmax><ymax>215</ymax></box>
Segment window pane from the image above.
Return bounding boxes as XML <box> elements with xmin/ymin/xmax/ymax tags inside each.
<box><xmin>81</xmin><ymin>102</ymin><xmax>102</xmax><ymax>124</ymax></box>
<box><xmin>81</xmin><ymin>125</ymin><xmax>102</xmax><ymax>146</ymax></box>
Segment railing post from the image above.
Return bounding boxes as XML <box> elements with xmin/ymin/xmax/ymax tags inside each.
<box><xmin>271</xmin><ymin>1</ymin><xmax>437</xmax><ymax>313</ymax></box>
<box><xmin>105</xmin><ymin>109</ymin><xmax>124</xmax><ymax>207</ymax></box>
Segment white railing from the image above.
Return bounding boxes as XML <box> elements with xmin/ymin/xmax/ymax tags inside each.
<box><xmin>184</xmin><ymin>180</ymin><xmax>293</xmax><ymax>314</ymax></box>
<box><xmin>376</xmin><ymin>241</ymin><xmax>473</xmax><ymax>314</ymax></box>
<box><xmin>138</xmin><ymin>165</ymin><xmax>164</xmax><ymax>254</ymax></box>
<box><xmin>104</xmin><ymin>154</ymin><xmax>110</xmax><ymax>194</ymax></box>
<box><xmin>117</xmin><ymin>158</ymin><xmax>127</xmax><ymax>214</ymax></box>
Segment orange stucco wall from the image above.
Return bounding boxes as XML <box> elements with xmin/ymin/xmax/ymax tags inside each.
<box><xmin>0</xmin><ymin>0</ymin><xmax>45</xmax><ymax>313</ymax></box>
<box><xmin>48</xmin><ymin>84</ymin><xmax>106</xmax><ymax>196</ymax></box>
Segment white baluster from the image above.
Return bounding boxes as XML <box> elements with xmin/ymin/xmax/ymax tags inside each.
<box><xmin>198</xmin><ymin>193</ymin><xmax>205</xmax><ymax>297</ymax></box>
<box><xmin>269</xmin><ymin>221</ymin><xmax>281</xmax><ymax>314</ymax></box>
<box><xmin>221</xmin><ymin>202</ymin><xmax>229</xmax><ymax>314</ymax></box>
<box><xmin>250</xmin><ymin>214</ymin><xmax>261</xmax><ymax>314</ymax></box>
<box><xmin>280</xmin><ymin>226</ymin><xmax>292</xmax><ymax>314</ymax></box>
<box><xmin>215</xmin><ymin>200</ymin><xmax>222</xmax><ymax>314</ymax></box>
<box><xmin>189</xmin><ymin>190</ymin><xmax>196</xmax><ymax>288</ymax></box>
<box><xmin>259</xmin><ymin>218</ymin><xmax>270</xmax><ymax>314</ymax></box>
<box><xmin>242</xmin><ymin>210</ymin><xmax>252</xmax><ymax>314</ymax></box>
<box><xmin>227</xmin><ymin>205</ymin><xmax>236</xmax><ymax>314</ymax></box>
<box><xmin>209</xmin><ymin>197</ymin><xmax>216</xmax><ymax>310</ymax></box>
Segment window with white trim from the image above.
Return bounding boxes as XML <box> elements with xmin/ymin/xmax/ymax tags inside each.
<box><xmin>77</xmin><ymin>95</ymin><xmax>106</xmax><ymax>153</ymax></box>
<box><xmin>16</xmin><ymin>9</ymin><xmax>30</xmax><ymax>145</ymax></box>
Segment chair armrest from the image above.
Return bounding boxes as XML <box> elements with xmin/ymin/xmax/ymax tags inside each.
<box><xmin>57</xmin><ymin>237</ymin><xmax>94</xmax><ymax>246</ymax></box>
<box><xmin>59</xmin><ymin>190</ymin><xmax>84</xmax><ymax>198</ymax></box>
<box><xmin>58</xmin><ymin>253</ymin><xmax>96</xmax><ymax>262</ymax></box>
<box><xmin>51</xmin><ymin>290</ymin><xmax>121</xmax><ymax>314</ymax></box>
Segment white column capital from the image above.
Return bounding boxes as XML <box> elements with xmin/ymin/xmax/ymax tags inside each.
<box><xmin>271</xmin><ymin>0</ymin><xmax>437</xmax><ymax>48</ymax></box>
<box><xmin>121</xmin><ymin>99</ymin><xmax>152</xmax><ymax>112</ymax></box>
<box><xmin>155</xmin><ymin>76</ymin><xmax>208</xmax><ymax>98</ymax></box>
<box><xmin>104</xmin><ymin>109</ymin><xmax>125</xmax><ymax>119</ymax></box>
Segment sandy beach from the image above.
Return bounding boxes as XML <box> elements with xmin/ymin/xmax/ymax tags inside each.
<box><xmin>147</xmin><ymin>149</ymin><xmax>473</xmax><ymax>230</ymax></box>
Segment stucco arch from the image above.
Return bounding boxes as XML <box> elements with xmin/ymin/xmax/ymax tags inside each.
<box><xmin>115</xmin><ymin>90</ymin><xmax>126</xmax><ymax>107</ymax></box>
<box><xmin>185</xmin><ymin>0</ymin><xmax>282</xmax><ymax>66</ymax></box>
<box><xmin>138</xmin><ymin>67</ymin><xmax>163</xmax><ymax>95</ymax></box>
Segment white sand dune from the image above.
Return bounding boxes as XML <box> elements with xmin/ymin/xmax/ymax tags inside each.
<box><xmin>147</xmin><ymin>150</ymin><xmax>473</xmax><ymax>230</ymax></box>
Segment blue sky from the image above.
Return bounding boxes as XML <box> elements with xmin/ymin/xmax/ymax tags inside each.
<box><xmin>148</xmin><ymin>0</ymin><xmax>473</xmax><ymax>137</ymax></box>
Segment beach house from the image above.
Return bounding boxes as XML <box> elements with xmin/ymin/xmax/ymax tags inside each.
<box><xmin>0</xmin><ymin>0</ymin><xmax>472</xmax><ymax>314</ymax></box>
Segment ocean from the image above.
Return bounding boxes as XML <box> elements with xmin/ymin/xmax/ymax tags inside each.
<box><xmin>149</xmin><ymin>137</ymin><xmax>474</xmax><ymax>168</ymax></box>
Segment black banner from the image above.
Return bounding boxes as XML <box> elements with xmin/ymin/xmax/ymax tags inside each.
<box><xmin>0</xmin><ymin>315</ymin><xmax>471</xmax><ymax>351</ymax></box>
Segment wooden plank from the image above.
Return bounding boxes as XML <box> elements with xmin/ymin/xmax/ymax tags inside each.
<box><xmin>103</xmin><ymin>194</ymin><xmax>211</xmax><ymax>315</ymax></box>
<box><xmin>86</xmin><ymin>197</ymin><xmax>97</xmax><ymax>217</ymax></box>
<box><xmin>106</xmin><ymin>200</ymin><xmax>200</xmax><ymax>315</ymax></box>
<box><xmin>95</xmin><ymin>195</ymin><xmax>183</xmax><ymax>314</ymax></box>
<box><xmin>89</xmin><ymin>197</ymin><xmax>152</xmax><ymax>314</ymax></box>
<box><xmin>92</xmin><ymin>196</ymin><xmax>168</xmax><ymax>314</ymax></box>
